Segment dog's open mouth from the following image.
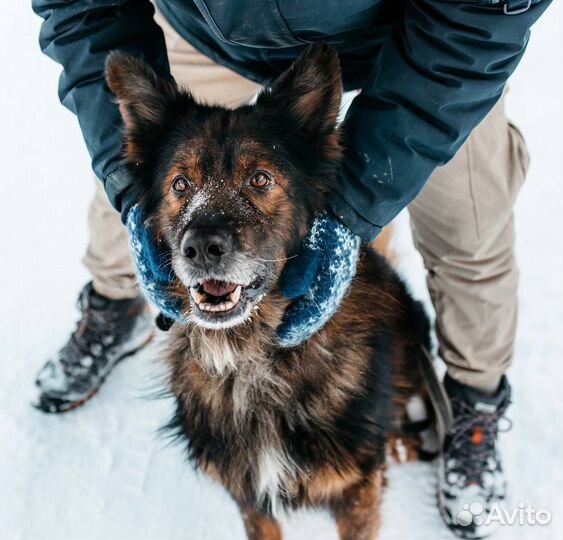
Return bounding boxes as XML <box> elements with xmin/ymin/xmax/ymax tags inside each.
<box><xmin>190</xmin><ymin>280</ymin><xmax>243</xmax><ymax>314</ymax></box>
<box><xmin>189</xmin><ymin>278</ymin><xmax>264</xmax><ymax>327</ymax></box>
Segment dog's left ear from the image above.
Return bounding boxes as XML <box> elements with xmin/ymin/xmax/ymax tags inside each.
<box><xmin>257</xmin><ymin>44</ymin><xmax>342</xmax><ymax>136</ymax></box>
<box><xmin>106</xmin><ymin>51</ymin><xmax>187</xmax><ymax>162</ymax></box>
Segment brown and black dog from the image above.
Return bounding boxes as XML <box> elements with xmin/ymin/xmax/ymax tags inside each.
<box><xmin>106</xmin><ymin>44</ymin><xmax>432</xmax><ymax>540</ymax></box>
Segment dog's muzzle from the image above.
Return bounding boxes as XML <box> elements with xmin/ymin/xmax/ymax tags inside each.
<box><xmin>174</xmin><ymin>227</ymin><xmax>269</xmax><ymax>329</ymax></box>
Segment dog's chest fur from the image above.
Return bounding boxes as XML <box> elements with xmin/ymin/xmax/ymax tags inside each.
<box><xmin>167</xmin><ymin>328</ymin><xmax>310</xmax><ymax>508</ymax></box>
<box><xmin>165</xmin><ymin>308</ymin><xmax>389</xmax><ymax>511</ymax></box>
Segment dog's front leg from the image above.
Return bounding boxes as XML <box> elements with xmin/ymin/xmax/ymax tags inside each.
<box><xmin>329</xmin><ymin>470</ymin><xmax>383</xmax><ymax>540</ymax></box>
<box><xmin>238</xmin><ymin>503</ymin><xmax>282</xmax><ymax>540</ymax></box>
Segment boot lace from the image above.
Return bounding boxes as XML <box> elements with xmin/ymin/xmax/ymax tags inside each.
<box><xmin>447</xmin><ymin>398</ymin><xmax>512</xmax><ymax>485</ymax></box>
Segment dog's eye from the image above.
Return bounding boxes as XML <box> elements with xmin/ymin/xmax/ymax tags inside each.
<box><xmin>249</xmin><ymin>171</ymin><xmax>272</xmax><ymax>190</ymax></box>
<box><xmin>172</xmin><ymin>175</ymin><xmax>190</xmax><ymax>193</ymax></box>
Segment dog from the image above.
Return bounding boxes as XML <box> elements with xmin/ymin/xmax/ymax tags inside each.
<box><xmin>106</xmin><ymin>44</ymin><xmax>433</xmax><ymax>540</ymax></box>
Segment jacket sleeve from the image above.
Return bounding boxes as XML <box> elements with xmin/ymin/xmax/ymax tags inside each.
<box><xmin>32</xmin><ymin>0</ymin><xmax>170</xmax><ymax>211</ymax></box>
<box><xmin>330</xmin><ymin>0</ymin><xmax>552</xmax><ymax>241</ymax></box>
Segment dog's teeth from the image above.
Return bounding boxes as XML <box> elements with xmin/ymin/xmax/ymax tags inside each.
<box><xmin>199</xmin><ymin>300</ymin><xmax>236</xmax><ymax>313</ymax></box>
<box><xmin>229</xmin><ymin>286</ymin><xmax>242</xmax><ymax>305</ymax></box>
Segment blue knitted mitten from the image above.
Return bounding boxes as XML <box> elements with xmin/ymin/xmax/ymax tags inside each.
<box><xmin>277</xmin><ymin>212</ymin><xmax>361</xmax><ymax>347</ymax></box>
<box><xmin>126</xmin><ymin>204</ymin><xmax>185</xmax><ymax>322</ymax></box>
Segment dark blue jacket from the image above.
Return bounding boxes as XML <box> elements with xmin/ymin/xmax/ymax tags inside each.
<box><xmin>33</xmin><ymin>0</ymin><xmax>550</xmax><ymax>240</ymax></box>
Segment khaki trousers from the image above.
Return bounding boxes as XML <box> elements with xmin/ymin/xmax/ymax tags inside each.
<box><xmin>83</xmin><ymin>8</ymin><xmax>529</xmax><ymax>392</ymax></box>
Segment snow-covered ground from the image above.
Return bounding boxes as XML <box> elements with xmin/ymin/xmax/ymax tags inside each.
<box><xmin>0</xmin><ymin>2</ymin><xmax>561</xmax><ymax>539</ymax></box>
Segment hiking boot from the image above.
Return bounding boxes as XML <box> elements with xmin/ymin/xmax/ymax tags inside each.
<box><xmin>438</xmin><ymin>374</ymin><xmax>512</xmax><ymax>539</ymax></box>
<box><xmin>33</xmin><ymin>282</ymin><xmax>153</xmax><ymax>413</ymax></box>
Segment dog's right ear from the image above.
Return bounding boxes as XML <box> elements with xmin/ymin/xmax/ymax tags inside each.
<box><xmin>106</xmin><ymin>51</ymin><xmax>184</xmax><ymax>162</ymax></box>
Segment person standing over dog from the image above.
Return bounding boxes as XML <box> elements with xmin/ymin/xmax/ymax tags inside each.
<box><xmin>32</xmin><ymin>0</ymin><xmax>551</xmax><ymax>537</ymax></box>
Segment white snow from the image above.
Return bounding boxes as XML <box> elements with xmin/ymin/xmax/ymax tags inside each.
<box><xmin>0</xmin><ymin>1</ymin><xmax>562</xmax><ymax>539</ymax></box>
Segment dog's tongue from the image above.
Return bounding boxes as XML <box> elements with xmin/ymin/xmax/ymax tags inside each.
<box><xmin>202</xmin><ymin>280</ymin><xmax>238</xmax><ymax>297</ymax></box>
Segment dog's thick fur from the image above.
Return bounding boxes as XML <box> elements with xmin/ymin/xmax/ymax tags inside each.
<box><xmin>107</xmin><ymin>44</ymin><xmax>431</xmax><ymax>540</ymax></box>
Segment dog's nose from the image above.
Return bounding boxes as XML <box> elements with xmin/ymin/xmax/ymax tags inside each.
<box><xmin>180</xmin><ymin>229</ymin><xmax>233</xmax><ymax>265</ymax></box>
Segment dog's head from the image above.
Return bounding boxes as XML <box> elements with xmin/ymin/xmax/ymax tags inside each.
<box><xmin>106</xmin><ymin>45</ymin><xmax>342</xmax><ymax>329</ymax></box>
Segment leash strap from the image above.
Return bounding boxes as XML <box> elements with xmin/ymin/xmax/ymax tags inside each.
<box><xmin>419</xmin><ymin>346</ymin><xmax>453</xmax><ymax>447</ymax></box>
